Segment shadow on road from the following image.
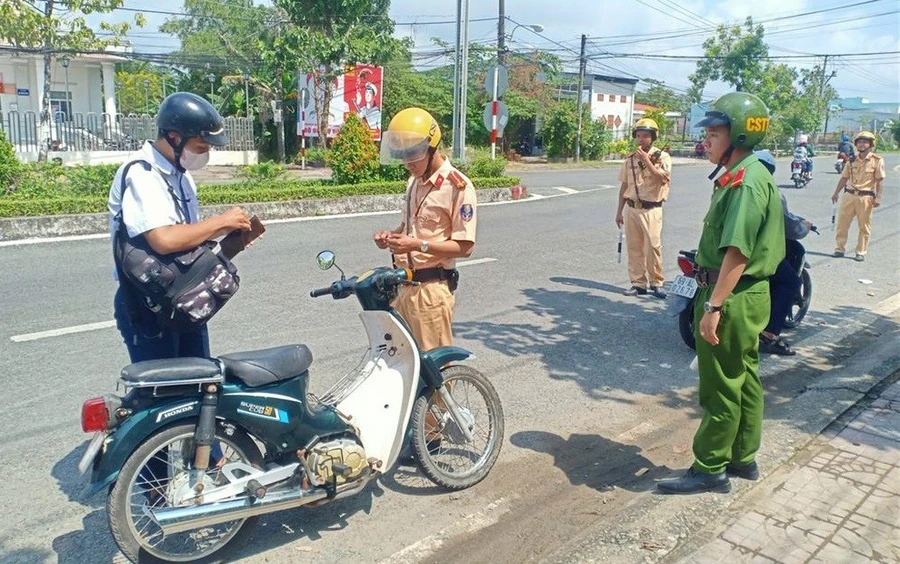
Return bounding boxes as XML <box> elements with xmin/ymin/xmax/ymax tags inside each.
<box><xmin>511</xmin><ymin>430</ymin><xmax>666</xmax><ymax>493</ymax></box>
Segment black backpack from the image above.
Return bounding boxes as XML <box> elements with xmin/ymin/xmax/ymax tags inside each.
<box><xmin>113</xmin><ymin>160</ymin><xmax>240</xmax><ymax>333</ymax></box>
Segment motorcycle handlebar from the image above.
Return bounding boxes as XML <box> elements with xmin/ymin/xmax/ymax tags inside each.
<box><xmin>309</xmin><ymin>286</ymin><xmax>333</xmax><ymax>298</ymax></box>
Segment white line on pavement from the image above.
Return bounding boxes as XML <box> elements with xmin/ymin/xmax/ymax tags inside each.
<box><xmin>553</xmin><ymin>186</ymin><xmax>579</xmax><ymax>194</ymax></box>
<box><xmin>0</xmin><ymin>187</ymin><xmax>613</xmax><ymax>248</ymax></box>
<box><xmin>8</xmin><ymin>259</ymin><xmax>499</xmax><ymax>343</ymax></box>
<box><xmin>10</xmin><ymin>320</ymin><xmax>117</xmax><ymax>343</ymax></box>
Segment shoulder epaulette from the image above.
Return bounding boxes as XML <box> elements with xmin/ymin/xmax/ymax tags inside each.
<box><xmin>447</xmin><ymin>170</ymin><xmax>468</xmax><ymax>190</ymax></box>
<box><xmin>730</xmin><ymin>168</ymin><xmax>746</xmax><ymax>188</ymax></box>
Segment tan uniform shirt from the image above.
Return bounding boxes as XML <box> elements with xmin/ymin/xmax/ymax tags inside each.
<box><xmin>395</xmin><ymin>158</ymin><xmax>477</xmax><ymax>270</ymax></box>
<box><xmin>618</xmin><ymin>148</ymin><xmax>672</xmax><ymax>203</ymax></box>
<box><xmin>841</xmin><ymin>152</ymin><xmax>885</xmax><ymax>190</ymax></box>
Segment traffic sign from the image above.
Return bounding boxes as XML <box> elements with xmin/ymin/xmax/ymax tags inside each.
<box><xmin>483</xmin><ymin>101</ymin><xmax>509</xmax><ymax>137</ymax></box>
<box><xmin>484</xmin><ymin>65</ymin><xmax>508</xmax><ymax>98</ymax></box>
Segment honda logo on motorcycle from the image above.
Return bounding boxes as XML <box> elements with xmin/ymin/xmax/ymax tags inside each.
<box><xmin>156</xmin><ymin>403</ymin><xmax>196</xmax><ymax>423</ymax></box>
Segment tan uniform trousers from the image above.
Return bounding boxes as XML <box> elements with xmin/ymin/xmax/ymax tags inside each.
<box><xmin>835</xmin><ymin>192</ymin><xmax>875</xmax><ymax>255</ymax></box>
<box><xmin>392</xmin><ymin>281</ymin><xmax>455</xmax><ymax>351</ymax></box>
<box><xmin>624</xmin><ymin>204</ymin><xmax>664</xmax><ymax>288</ymax></box>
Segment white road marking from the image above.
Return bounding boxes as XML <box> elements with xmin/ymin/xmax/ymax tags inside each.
<box><xmin>553</xmin><ymin>186</ymin><xmax>579</xmax><ymax>194</ymax></box>
<box><xmin>0</xmin><ymin>187</ymin><xmax>613</xmax><ymax>247</ymax></box>
<box><xmin>380</xmin><ymin>496</ymin><xmax>514</xmax><ymax>564</ymax></box>
<box><xmin>8</xmin><ymin>259</ymin><xmax>499</xmax><ymax>343</ymax></box>
<box><xmin>10</xmin><ymin>320</ymin><xmax>117</xmax><ymax>343</ymax></box>
<box><xmin>457</xmin><ymin>257</ymin><xmax>498</xmax><ymax>268</ymax></box>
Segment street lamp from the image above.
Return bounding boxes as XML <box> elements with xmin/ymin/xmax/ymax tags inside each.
<box><xmin>142</xmin><ymin>79</ymin><xmax>150</xmax><ymax>114</ymax></box>
<box><xmin>207</xmin><ymin>73</ymin><xmax>216</xmax><ymax>102</ymax></box>
<box><xmin>502</xmin><ymin>23</ymin><xmax>543</xmax><ymax>63</ymax></box>
<box><xmin>60</xmin><ymin>57</ymin><xmax>70</xmax><ymax>121</ymax></box>
<box><xmin>242</xmin><ymin>71</ymin><xmax>251</xmax><ymax>119</ymax></box>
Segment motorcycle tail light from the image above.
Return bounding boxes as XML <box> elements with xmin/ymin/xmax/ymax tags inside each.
<box><xmin>81</xmin><ymin>397</ymin><xmax>109</xmax><ymax>433</ymax></box>
<box><xmin>677</xmin><ymin>257</ymin><xmax>694</xmax><ymax>275</ymax></box>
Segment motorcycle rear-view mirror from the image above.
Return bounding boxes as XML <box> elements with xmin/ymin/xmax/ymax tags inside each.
<box><xmin>316</xmin><ymin>250</ymin><xmax>336</xmax><ymax>270</ymax></box>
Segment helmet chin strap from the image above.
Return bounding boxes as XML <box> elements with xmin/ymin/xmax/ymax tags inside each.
<box><xmin>164</xmin><ymin>131</ymin><xmax>188</xmax><ymax>173</ymax></box>
<box><xmin>419</xmin><ymin>148</ymin><xmax>437</xmax><ymax>182</ymax></box>
<box><xmin>708</xmin><ymin>145</ymin><xmax>735</xmax><ymax>180</ymax></box>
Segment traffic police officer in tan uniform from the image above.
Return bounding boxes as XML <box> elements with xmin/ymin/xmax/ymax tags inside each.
<box><xmin>374</xmin><ymin>107</ymin><xmax>477</xmax><ymax>351</ymax></box>
<box><xmin>615</xmin><ymin>118</ymin><xmax>672</xmax><ymax>299</ymax></box>
<box><xmin>830</xmin><ymin>131</ymin><xmax>885</xmax><ymax>262</ymax></box>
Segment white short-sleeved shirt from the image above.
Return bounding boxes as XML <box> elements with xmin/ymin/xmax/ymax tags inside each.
<box><xmin>108</xmin><ymin>141</ymin><xmax>201</xmax><ymax>239</ymax></box>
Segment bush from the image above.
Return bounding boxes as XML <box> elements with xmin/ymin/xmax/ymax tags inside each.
<box><xmin>376</xmin><ymin>164</ymin><xmax>410</xmax><ymax>181</ymax></box>
<box><xmin>0</xmin><ymin>176</ymin><xmax>521</xmax><ymax>217</ymax></box>
<box><xmin>238</xmin><ymin>161</ymin><xmax>285</xmax><ymax>181</ymax></box>
<box><xmin>292</xmin><ymin>147</ymin><xmax>329</xmax><ymax>167</ymax></box>
<box><xmin>0</xmin><ymin>129</ymin><xmax>23</xmax><ymax>193</ymax></box>
<box><xmin>607</xmin><ymin>138</ymin><xmax>636</xmax><ymax>157</ymax></box>
<box><xmin>580</xmin><ymin>120</ymin><xmax>612</xmax><ymax>161</ymax></box>
<box><xmin>326</xmin><ymin>114</ymin><xmax>380</xmax><ymax>184</ymax></box>
<box><xmin>463</xmin><ymin>156</ymin><xmax>506</xmax><ymax>177</ymax></box>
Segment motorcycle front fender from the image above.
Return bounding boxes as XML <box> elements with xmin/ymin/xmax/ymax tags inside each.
<box><xmin>419</xmin><ymin>346</ymin><xmax>474</xmax><ymax>389</ymax></box>
<box><xmin>84</xmin><ymin>399</ymin><xmax>201</xmax><ymax>498</ymax></box>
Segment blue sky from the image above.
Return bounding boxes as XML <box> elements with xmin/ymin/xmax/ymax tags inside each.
<box><xmin>97</xmin><ymin>0</ymin><xmax>899</xmax><ymax>101</ymax></box>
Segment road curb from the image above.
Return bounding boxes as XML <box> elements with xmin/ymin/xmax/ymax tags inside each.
<box><xmin>0</xmin><ymin>186</ymin><xmax>518</xmax><ymax>242</ymax></box>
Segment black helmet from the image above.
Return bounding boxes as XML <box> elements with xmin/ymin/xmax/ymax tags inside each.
<box><xmin>157</xmin><ymin>92</ymin><xmax>229</xmax><ymax>147</ymax></box>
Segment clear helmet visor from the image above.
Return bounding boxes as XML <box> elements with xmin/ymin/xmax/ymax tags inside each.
<box><xmin>380</xmin><ymin>130</ymin><xmax>430</xmax><ymax>165</ymax></box>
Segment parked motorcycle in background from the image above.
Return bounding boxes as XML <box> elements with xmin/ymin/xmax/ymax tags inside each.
<box><xmin>78</xmin><ymin>251</ymin><xmax>504</xmax><ymax>563</ymax></box>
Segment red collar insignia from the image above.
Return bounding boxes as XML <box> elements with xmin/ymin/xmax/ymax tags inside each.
<box><xmin>730</xmin><ymin>168</ymin><xmax>746</xmax><ymax>188</ymax></box>
<box><xmin>715</xmin><ymin>168</ymin><xmax>746</xmax><ymax>189</ymax></box>
<box><xmin>715</xmin><ymin>170</ymin><xmax>734</xmax><ymax>188</ymax></box>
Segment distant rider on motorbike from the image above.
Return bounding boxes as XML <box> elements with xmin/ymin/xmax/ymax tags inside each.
<box><xmin>837</xmin><ymin>133</ymin><xmax>855</xmax><ymax>162</ymax></box>
<box><xmin>794</xmin><ymin>134</ymin><xmax>816</xmax><ymax>178</ymax></box>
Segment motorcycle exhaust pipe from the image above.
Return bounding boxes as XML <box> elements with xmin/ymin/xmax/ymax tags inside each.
<box><xmin>152</xmin><ymin>487</ymin><xmax>328</xmax><ymax>536</ymax></box>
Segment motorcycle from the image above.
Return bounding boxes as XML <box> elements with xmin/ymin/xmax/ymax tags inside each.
<box><xmin>834</xmin><ymin>152</ymin><xmax>850</xmax><ymax>174</ymax></box>
<box><xmin>78</xmin><ymin>251</ymin><xmax>504</xmax><ymax>563</ymax></box>
<box><xmin>791</xmin><ymin>157</ymin><xmax>812</xmax><ymax>189</ymax></box>
<box><xmin>668</xmin><ymin>236</ymin><xmax>814</xmax><ymax>350</ymax></box>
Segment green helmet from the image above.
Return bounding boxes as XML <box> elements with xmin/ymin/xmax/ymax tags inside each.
<box><xmin>696</xmin><ymin>92</ymin><xmax>770</xmax><ymax>149</ymax></box>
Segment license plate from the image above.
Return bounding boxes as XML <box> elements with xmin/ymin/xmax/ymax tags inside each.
<box><xmin>670</xmin><ymin>274</ymin><xmax>698</xmax><ymax>299</ymax></box>
<box><xmin>78</xmin><ymin>432</ymin><xmax>106</xmax><ymax>474</ymax></box>
<box><xmin>792</xmin><ymin>164</ymin><xmax>801</xmax><ymax>172</ymax></box>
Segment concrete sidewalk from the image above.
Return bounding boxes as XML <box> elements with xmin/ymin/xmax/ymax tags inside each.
<box><xmin>667</xmin><ymin>377</ymin><xmax>900</xmax><ymax>564</ymax></box>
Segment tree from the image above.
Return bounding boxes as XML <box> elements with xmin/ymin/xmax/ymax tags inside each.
<box><xmin>115</xmin><ymin>63</ymin><xmax>176</xmax><ymax>114</ymax></box>
<box><xmin>265</xmin><ymin>0</ymin><xmax>400</xmax><ymax>149</ymax></box>
<box><xmin>688</xmin><ymin>17</ymin><xmax>769</xmax><ymax>99</ymax></box>
<box><xmin>636</xmin><ymin>79</ymin><xmax>682</xmax><ymax>111</ymax></box>
<box><xmin>0</xmin><ymin>0</ymin><xmax>143</xmax><ymax>160</ymax></box>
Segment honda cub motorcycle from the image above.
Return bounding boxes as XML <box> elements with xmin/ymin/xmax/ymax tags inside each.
<box><xmin>79</xmin><ymin>251</ymin><xmax>504</xmax><ymax>563</ymax></box>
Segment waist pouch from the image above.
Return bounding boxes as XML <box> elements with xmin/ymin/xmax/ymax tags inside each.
<box><xmin>113</xmin><ymin>160</ymin><xmax>240</xmax><ymax>333</ymax></box>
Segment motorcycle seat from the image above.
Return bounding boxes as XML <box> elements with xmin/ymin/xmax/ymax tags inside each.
<box><xmin>121</xmin><ymin>358</ymin><xmax>223</xmax><ymax>388</ymax></box>
<box><xmin>219</xmin><ymin>345</ymin><xmax>313</xmax><ymax>388</ymax></box>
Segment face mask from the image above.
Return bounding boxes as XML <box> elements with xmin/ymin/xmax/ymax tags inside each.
<box><xmin>180</xmin><ymin>149</ymin><xmax>210</xmax><ymax>171</ymax></box>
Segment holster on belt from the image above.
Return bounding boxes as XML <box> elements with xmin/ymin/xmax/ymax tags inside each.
<box><xmin>412</xmin><ymin>267</ymin><xmax>460</xmax><ymax>293</ymax></box>
<box><xmin>694</xmin><ymin>267</ymin><xmax>719</xmax><ymax>288</ymax></box>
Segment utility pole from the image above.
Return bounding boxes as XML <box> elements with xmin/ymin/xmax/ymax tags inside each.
<box><xmin>274</xmin><ymin>22</ymin><xmax>285</xmax><ymax>163</ymax></box>
<box><xmin>574</xmin><ymin>34</ymin><xmax>587</xmax><ymax>163</ymax></box>
<box><xmin>452</xmin><ymin>0</ymin><xmax>470</xmax><ymax>162</ymax></box>
<box><xmin>817</xmin><ymin>55</ymin><xmax>829</xmax><ymax>140</ymax></box>
<box><xmin>498</xmin><ymin>0</ymin><xmax>506</xmax><ymax>64</ymax></box>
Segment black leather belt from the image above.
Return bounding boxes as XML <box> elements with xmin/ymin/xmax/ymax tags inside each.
<box><xmin>626</xmin><ymin>199</ymin><xmax>663</xmax><ymax>209</ymax></box>
<box><xmin>844</xmin><ymin>188</ymin><xmax>876</xmax><ymax>197</ymax></box>
<box><xmin>694</xmin><ymin>267</ymin><xmax>758</xmax><ymax>288</ymax></box>
<box><xmin>412</xmin><ymin>267</ymin><xmax>457</xmax><ymax>283</ymax></box>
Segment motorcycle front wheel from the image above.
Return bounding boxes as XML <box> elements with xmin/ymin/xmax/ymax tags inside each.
<box><xmin>411</xmin><ymin>365</ymin><xmax>504</xmax><ymax>491</ymax></box>
<box><xmin>107</xmin><ymin>422</ymin><xmax>263</xmax><ymax>564</ymax></box>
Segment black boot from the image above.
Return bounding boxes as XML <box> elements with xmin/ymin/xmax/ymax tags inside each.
<box><xmin>657</xmin><ymin>467</ymin><xmax>731</xmax><ymax>494</ymax></box>
<box><xmin>623</xmin><ymin>286</ymin><xmax>648</xmax><ymax>297</ymax></box>
<box><xmin>726</xmin><ymin>461</ymin><xmax>759</xmax><ymax>481</ymax></box>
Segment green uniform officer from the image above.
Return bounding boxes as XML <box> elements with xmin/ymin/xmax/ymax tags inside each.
<box><xmin>658</xmin><ymin>92</ymin><xmax>785</xmax><ymax>495</ymax></box>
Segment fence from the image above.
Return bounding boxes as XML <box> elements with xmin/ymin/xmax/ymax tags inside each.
<box><xmin>0</xmin><ymin>111</ymin><xmax>255</xmax><ymax>153</ymax></box>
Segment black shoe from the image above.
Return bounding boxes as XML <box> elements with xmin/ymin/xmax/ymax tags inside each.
<box><xmin>854</xmin><ymin>254</ymin><xmax>865</xmax><ymax>262</ymax></box>
<box><xmin>650</xmin><ymin>286</ymin><xmax>667</xmax><ymax>299</ymax></box>
<box><xmin>759</xmin><ymin>335</ymin><xmax>796</xmax><ymax>356</ymax></box>
<box><xmin>656</xmin><ymin>467</ymin><xmax>731</xmax><ymax>495</ymax></box>
<box><xmin>832</xmin><ymin>251</ymin><xmax>844</xmax><ymax>258</ymax></box>
<box><xmin>726</xmin><ymin>461</ymin><xmax>759</xmax><ymax>481</ymax></box>
<box><xmin>623</xmin><ymin>286</ymin><xmax>648</xmax><ymax>297</ymax></box>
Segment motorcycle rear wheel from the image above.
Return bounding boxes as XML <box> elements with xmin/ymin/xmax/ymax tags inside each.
<box><xmin>107</xmin><ymin>422</ymin><xmax>263</xmax><ymax>563</ymax></box>
<box><xmin>784</xmin><ymin>269</ymin><xmax>812</xmax><ymax>329</ymax></box>
<box><xmin>411</xmin><ymin>365</ymin><xmax>504</xmax><ymax>491</ymax></box>
<box><xmin>679</xmin><ymin>307</ymin><xmax>696</xmax><ymax>350</ymax></box>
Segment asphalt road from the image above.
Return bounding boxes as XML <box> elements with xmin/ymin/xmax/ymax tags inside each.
<box><xmin>0</xmin><ymin>155</ymin><xmax>897</xmax><ymax>563</ymax></box>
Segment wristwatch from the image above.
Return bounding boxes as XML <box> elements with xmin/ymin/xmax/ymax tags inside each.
<box><xmin>419</xmin><ymin>239</ymin><xmax>430</xmax><ymax>253</ymax></box>
<box><xmin>704</xmin><ymin>301</ymin><xmax>723</xmax><ymax>313</ymax></box>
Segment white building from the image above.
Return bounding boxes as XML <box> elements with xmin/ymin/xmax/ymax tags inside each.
<box><xmin>559</xmin><ymin>72</ymin><xmax>640</xmax><ymax>139</ymax></box>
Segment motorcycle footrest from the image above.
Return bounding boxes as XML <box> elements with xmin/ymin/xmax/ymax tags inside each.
<box><xmin>245</xmin><ymin>479</ymin><xmax>266</xmax><ymax>501</ymax></box>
